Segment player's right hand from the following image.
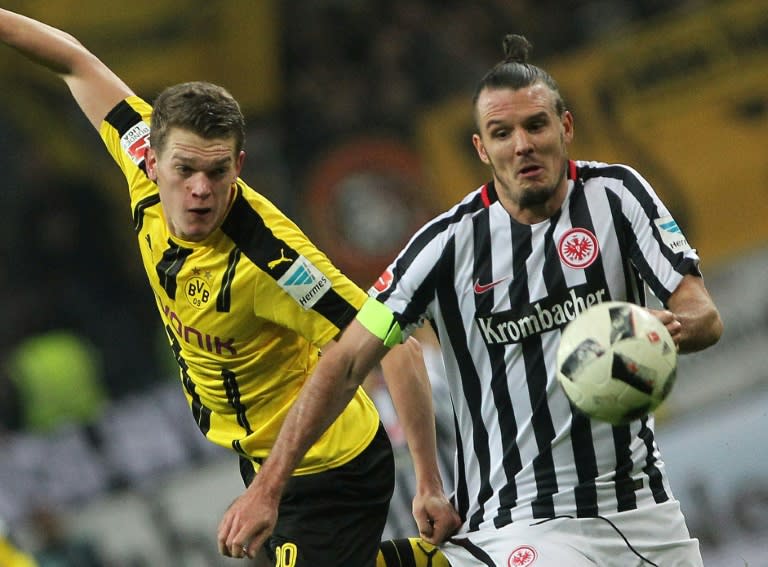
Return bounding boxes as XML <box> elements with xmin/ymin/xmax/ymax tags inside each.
<box><xmin>217</xmin><ymin>481</ymin><xmax>280</xmax><ymax>559</ymax></box>
<box><xmin>412</xmin><ymin>490</ymin><xmax>461</xmax><ymax>545</ymax></box>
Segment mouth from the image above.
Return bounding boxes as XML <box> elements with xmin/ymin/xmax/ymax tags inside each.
<box><xmin>518</xmin><ymin>164</ymin><xmax>542</xmax><ymax>178</ymax></box>
<box><xmin>188</xmin><ymin>207</ymin><xmax>212</xmax><ymax>217</ymax></box>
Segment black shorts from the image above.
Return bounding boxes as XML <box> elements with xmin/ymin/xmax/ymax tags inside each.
<box><xmin>240</xmin><ymin>423</ymin><xmax>395</xmax><ymax>566</ymax></box>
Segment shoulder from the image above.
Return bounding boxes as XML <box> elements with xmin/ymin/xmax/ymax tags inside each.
<box><xmin>573</xmin><ymin>160</ymin><xmax>655</xmax><ymax>200</ymax></box>
<box><xmin>99</xmin><ymin>95</ymin><xmax>152</xmax><ymax>165</ymax></box>
<box><xmin>573</xmin><ymin>160</ymin><xmax>644</xmax><ymax>183</ymax></box>
<box><xmin>102</xmin><ymin>95</ymin><xmax>152</xmax><ymax>132</ymax></box>
<box><xmin>230</xmin><ymin>182</ymin><xmax>304</xmax><ymax>235</ymax></box>
<box><xmin>424</xmin><ymin>184</ymin><xmax>490</xmax><ymax>234</ymax></box>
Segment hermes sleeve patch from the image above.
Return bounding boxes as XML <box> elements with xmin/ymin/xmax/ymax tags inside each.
<box><xmin>277</xmin><ymin>256</ymin><xmax>332</xmax><ymax>309</ymax></box>
<box><xmin>654</xmin><ymin>216</ymin><xmax>691</xmax><ymax>253</ymax></box>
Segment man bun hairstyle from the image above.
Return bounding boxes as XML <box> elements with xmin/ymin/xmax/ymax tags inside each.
<box><xmin>472</xmin><ymin>34</ymin><xmax>566</xmax><ymax>116</ymax></box>
<box><xmin>502</xmin><ymin>33</ymin><xmax>532</xmax><ymax>64</ymax></box>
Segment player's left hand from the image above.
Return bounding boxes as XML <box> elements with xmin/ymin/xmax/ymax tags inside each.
<box><xmin>647</xmin><ymin>308</ymin><xmax>682</xmax><ymax>349</ymax></box>
<box><xmin>412</xmin><ymin>489</ymin><xmax>461</xmax><ymax>545</ymax></box>
<box><xmin>217</xmin><ymin>481</ymin><xmax>279</xmax><ymax>559</ymax></box>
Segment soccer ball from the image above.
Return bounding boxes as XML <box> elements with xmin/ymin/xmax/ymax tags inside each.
<box><xmin>556</xmin><ymin>301</ymin><xmax>677</xmax><ymax>425</ymax></box>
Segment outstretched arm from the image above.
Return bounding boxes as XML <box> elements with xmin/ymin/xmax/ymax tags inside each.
<box><xmin>0</xmin><ymin>8</ymin><xmax>132</xmax><ymax>129</ymax></box>
<box><xmin>380</xmin><ymin>336</ymin><xmax>460</xmax><ymax>544</ymax></box>
<box><xmin>217</xmin><ymin>317</ymin><xmax>390</xmax><ymax>558</ymax></box>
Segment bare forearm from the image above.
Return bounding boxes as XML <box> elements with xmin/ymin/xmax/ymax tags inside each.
<box><xmin>382</xmin><ymin>338</ymin><xmax>444</xmax><ymax>491</ymax></box>
<box><xmin>667</xmin><ymin>274</ymin><xmax>723</xmax><ymax>354</ymax></box>
<box><xmin>253</xmin><ymin>351</ymin><xmax>362</xmax><ymax>498</ymax></box>
<box><xmin>253</xmin><ymin>321</ymin><xmax>388</xmax><ymax>498</ymax></box>
<box><xmin>0</xmin><ymin>9</ymin><xmax>132</xmax><ymax>128</ymax></box>
<box><xmin>0</xmin><ymin>9</ymin><xmax>85</xmax><ymax>75</ymax></box>
<box><xmin>381</xmin><ymin>336</ymin><xmax>460</xmax><ymax>542</ymax></box>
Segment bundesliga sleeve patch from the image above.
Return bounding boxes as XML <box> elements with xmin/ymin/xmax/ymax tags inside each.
<box><xmin>654</xmin><ymin>216</ymin><xmax>692</xmax><ymax>253</ymax></box>
<box><xmin>277</xmin><ymin>256</ymin><xmax>332</xmax><ymax>310</ymax></box>
<box><xmin>120</xmin><ymin>121</ymin><xmax>151</xmax><ymax>165</ymax></box>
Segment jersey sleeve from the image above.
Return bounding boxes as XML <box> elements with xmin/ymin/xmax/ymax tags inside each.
<box><xmin>619</xmin><ymin>164</ymin><xmax>701</xmax><ymax>304</ymax></box>
<box><xmin>239</xmin><ymin>190</ymin><xmax>369</xmax><ymax>347</ymax></box>
<box><xmin>367</xmin><ymin>213</ymin><xmax>452</xmax><ymax>340</ymax></box>
<box><xmin>98</xmin><ymin>96</ymin><xmax>156</xmax><ymax>209</ymax></box>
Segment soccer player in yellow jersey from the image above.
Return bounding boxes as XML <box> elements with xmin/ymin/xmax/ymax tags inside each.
<box><xmin>0</xmin><ymin>9</ymin><xmax>459</xmax><ymax>566</ymax></box>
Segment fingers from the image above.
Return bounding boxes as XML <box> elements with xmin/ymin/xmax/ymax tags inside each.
<box><xmin>219</xmin><ymin>522</ymin><xmax>264</xmax><ymax>559</ymax></box>
<box><xmin>417</xmin><ymin>512</ymin><xmax>461</xmax><ymax>545</ymax></box>
<box><xmin>217</xmin><ymin>509</ymin><xmax>257</xmax><ymax>559</ymax></box>
<box><xmin>217</xmin><ymin>515</ymin><xmax>233</xmax><ymax>556</ymax></box>
<box><xmin>413</xmin><ymin>494</ymin><xmax>462</xmax><ymax>546</ymax></box>
<box><xmin>417</xmin><ymin>517</ymin><xmax>435</xmax><ymax>541</ymax></box>
<box><xmin>219</xmin><ymin>532</ymin><xmax>256</xmax><ymax>558</ymax></box>
<box><xmin>647</xmin><ymin>308</ymin><xmax>682</xmax><ymax>347</ymax></box>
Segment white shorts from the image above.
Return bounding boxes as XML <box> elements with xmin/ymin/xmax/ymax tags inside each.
<box><xmin>441</xmin><ymin>500</ymin><xmax>702</xmax><ymax>567</ymax></box>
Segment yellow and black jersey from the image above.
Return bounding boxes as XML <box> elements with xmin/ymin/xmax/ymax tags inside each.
<box><xmin>99</xmin><ymin>96</ymin><xmax>379</xmax><ymax>474</ymax></box>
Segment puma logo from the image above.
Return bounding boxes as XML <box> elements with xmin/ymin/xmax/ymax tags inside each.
<box><xmin>268</xmin><ymin>248</ymin><xmax>293</xmax><ymax>270</ymax></box>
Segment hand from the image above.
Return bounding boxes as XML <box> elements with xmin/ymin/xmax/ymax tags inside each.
<box><xmin>647</xmin><ymin>308</ymin><xmax>682</xmax><ymax>349</ymax></box>
<box><xmin>217</xmin><ymin>481</ymin><xmax>279</xmax><ymax>559</ymax></box>
<box><xmin>412</xmin><ymin>490</ymin><xmax>461</xmax><ymax>545</ymax></box>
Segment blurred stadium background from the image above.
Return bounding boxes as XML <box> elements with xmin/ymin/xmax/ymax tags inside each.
<box><xmin>0</xmin><ymin>0</ymin><xmax>766</xmax><ymax>565</ymax></box>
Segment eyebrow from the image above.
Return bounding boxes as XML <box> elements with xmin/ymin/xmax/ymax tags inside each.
<box><xmin>524</xmin><ymin>111</ymin><xmax>550</xmax><ymax>123</ymax></box>
<box><xmin>484</xmin><ymin>110</ymin><xmax>550</xmax><ymax>130</ymax></box>
<box><xmin>172</xmin><ymin>154</ymin><xmax>233</xmax><ymax>167</ymax></box>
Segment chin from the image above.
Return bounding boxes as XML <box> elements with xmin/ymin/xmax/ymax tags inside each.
<box><xmin>519</xmin><ymin>187</ymin><xmax>554</xmax><ymax>208</ymax></box>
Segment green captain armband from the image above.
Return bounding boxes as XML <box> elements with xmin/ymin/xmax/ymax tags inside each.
<box><xmin>356</xmin><ymin>297</ymin><xmax>402</xmax><ymax>348</ymax></box>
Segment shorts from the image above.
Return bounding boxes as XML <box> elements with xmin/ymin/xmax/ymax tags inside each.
<box><xmin>240</xmin><ymin>423</ymin><xmax>395</xmax><ymax>567</ymax></box>
<box><xmin>441</xmin><ymin>500</ymin><xmax>703</xmax><ymax>567</ymax></box>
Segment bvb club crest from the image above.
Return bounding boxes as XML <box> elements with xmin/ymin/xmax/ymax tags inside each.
<box><xmin>186</xmin><ymin>270</ymin><xmax>213</xmax><ymax>309</ymax></box>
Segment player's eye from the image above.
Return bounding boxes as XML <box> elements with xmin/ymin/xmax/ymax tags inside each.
<box><xmin>205</xmin><ymin>168</ymin><xmax>228</xmax><ymax>180</ymax></box>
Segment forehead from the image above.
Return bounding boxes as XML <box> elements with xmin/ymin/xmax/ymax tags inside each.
<box><xmin>161</xmin><ymin>127</ymin><xmax>237</xmax><ymax>161</ymax></box>
<box><xmin>475</xmin><ymin>83</ymin><xmax>558</xmax><ymax>126</ymax></box>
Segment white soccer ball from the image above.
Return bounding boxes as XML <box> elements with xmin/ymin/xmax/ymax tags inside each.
<box><xmin>556</xmin><ymin>301</ymin><xmax>677</xmax><ymax>425</ymax></box>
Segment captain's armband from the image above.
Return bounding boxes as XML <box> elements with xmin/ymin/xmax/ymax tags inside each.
<box><xmin>356</xmin><ymin>297</ymin><xmax>402</xmax><ymax>348</ymax></box>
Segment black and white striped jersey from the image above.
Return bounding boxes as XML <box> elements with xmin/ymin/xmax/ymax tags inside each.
<box><xmin>369</xmin><ymin>159</ymin><xmax>701</xmax><ymax>533</ymax></box>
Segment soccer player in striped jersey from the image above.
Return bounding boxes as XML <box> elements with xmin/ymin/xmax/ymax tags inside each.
<box><xmin>257</xmin><ymin>35</ymin><xmax>724</xmax><ymax>566</ymax></box>
<box><xmin>0</xmin><ymin>9</ymin><xmax>458</xmax><ymax>566</ymax></box>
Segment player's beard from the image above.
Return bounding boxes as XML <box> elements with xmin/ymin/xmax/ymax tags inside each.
<box><xmin>495</xmin><ymin>158</ymin><xmax>567</xmax><ymax>210</ymax></box>
<box><xmin>518</xmin><ymin>183</ymin><xmax>557</xmax><ymax>208</ymax></box>
<box><xmin>493</xmin><ymin>170</ymin><xmax>560</xmax><ymax>210</ymax></box>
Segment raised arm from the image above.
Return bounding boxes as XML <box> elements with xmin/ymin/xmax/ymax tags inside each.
<box><xmin>0</xmin><ymin>9</ymin><xmax>132</xmax><ymax>129</ymax></box>
<box><xmin>380</xmin><ymin>336</ymin><xmax>461</xmax><ymax>544</ymax></box>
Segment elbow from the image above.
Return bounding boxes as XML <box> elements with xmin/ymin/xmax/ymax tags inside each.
<box><xmin>681</xmin><ymin>307</ymin><xmax>724</xmax><ymax>354</ymax></box>
<box><xmin>706</xmin><ymin>310</ymin><xmax>724</xmax><ymax>348</ymax></box>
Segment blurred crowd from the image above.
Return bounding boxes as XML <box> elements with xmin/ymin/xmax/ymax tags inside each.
<box><xmin>278</xmin><ymin>0</ymin><xmax>693</xmax><ymax>176</ymax></box>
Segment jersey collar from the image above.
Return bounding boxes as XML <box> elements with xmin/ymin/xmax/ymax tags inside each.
<box><xmin>480</xmin><ymin>160</ymin><xmax>578</xmax><ymax>209</ymax></box>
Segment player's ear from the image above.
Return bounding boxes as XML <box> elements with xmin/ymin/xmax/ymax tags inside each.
<box><xmin>234</xmin><ymin>150</ymin><xmax>245</xmax><ymax>177</ymax></box>
<box><xmin>145</xmin><ymin>147</ymin><xmax>158</xmax><ymax>182</ymax></box>
<box><xmin>472</xmin><ymin>133</ymin><xmax>490</xmax><ymax>164</ymax></box>
<box><xmin>562</xmin><ymin>110</ymin><xmax>574</xmax><ymax>144</ymax></box>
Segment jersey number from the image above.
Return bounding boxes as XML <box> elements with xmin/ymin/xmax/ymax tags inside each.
<box><xmin>275</xmin><ymin>542</ymin><xmax>297</xmax><ymax>567</ymax></box>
